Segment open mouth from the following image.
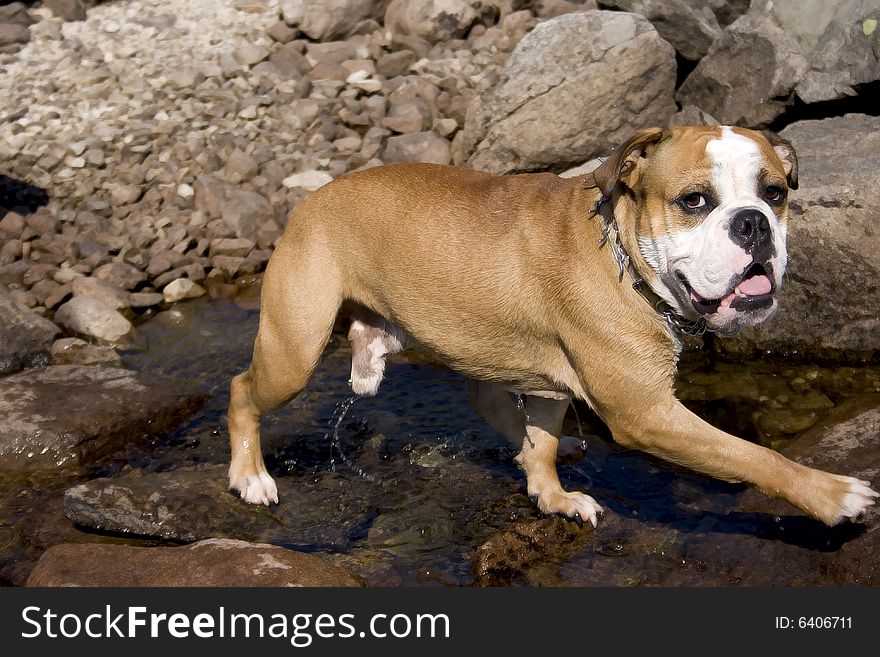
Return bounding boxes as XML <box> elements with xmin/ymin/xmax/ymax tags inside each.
<box><xmin>679</xmin><ymin>263</ymin><xmax>775</xmax><ymax>316</ymax></box>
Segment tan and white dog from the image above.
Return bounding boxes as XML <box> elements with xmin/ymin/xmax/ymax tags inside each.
<box><xmin>227</xmin><ymin>125</ymin><xmax>877</xmax><ymax>527</ymax></box>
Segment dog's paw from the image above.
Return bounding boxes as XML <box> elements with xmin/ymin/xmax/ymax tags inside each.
<box><xmin>827</xmin><ymin>476</ymin><xmax>878</xmax><ymax>525</ymax></box>
<box><xmin>230</xmin><ymin>471</ymin><xmax>279</xmax><ymax>506</ymax></box>
<box><xmin>535</xmin><ymin>489</ymin><xmax>603</xmax><ymax>527</ymax></box>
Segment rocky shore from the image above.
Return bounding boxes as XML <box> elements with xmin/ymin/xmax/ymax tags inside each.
<box><xmin>1</xmin><ymin>0</ymin><xmax>879</xmax><ymax>586</ymax></box>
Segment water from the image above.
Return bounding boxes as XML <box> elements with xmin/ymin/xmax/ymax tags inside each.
<box><xmin>1</xmin><ymin>292</ymin><xmax>878</xmax><ymax>586</ymax></box>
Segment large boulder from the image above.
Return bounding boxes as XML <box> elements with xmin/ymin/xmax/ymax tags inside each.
<box><xmin>384</xmin><ymin>0</ymin><xmax>498</xmax><ymax>43</ymax></box>
<box><xmin>26</xmin><ymin>538</ymin><xmax>363</xmax><ymax>587</ymax></box>
<box><xmin>677</xmin><ymin>0</ymin><xmax>880</xmax><ymax>126</ymax></box>
<box><xmin>280</xmin><ymin>0</ymin><xmax>389</xmax><ymax>41</ymax></box>
<box><xmin>720</xmin><ymin>114</ymin><xmax>880</xmax><ymax>360</ymax></box>
<box><xmin>462</xmin><ymin>11</ymin><xmax>677</xmax><ymax>173</ymax></box>
<box><xmin>597</xmin><ymin>0</ymin><xmax>722</xmax><ymax>60</ymax></box>
<box><xmin>0</xmin><ymin>365</ymin><xmax>207</xmax><ymax>470</ymax></box>
<box><xmin>0</xmin><ymin>292</ymin><xmax>60</xmax><ymax>374</ymax></box>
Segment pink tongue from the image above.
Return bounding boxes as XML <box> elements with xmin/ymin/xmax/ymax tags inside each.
<box><xmin>738</xmin><ymin>274</ymin><xmax>772</xmax><ymax>296</ymax></box>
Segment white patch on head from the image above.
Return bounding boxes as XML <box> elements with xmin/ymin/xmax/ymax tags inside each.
<box><xmin>638</xmin><ymin>127</ymin><xmax>789</xmax><ymax>329</ymax></box>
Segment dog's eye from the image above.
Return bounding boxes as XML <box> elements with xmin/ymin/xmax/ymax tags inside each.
<box><xmin>680</xmin><ymin>193</ymin><xmax>707</xmax><ymax>210</ymax></box>
<box><xmin>764</xmin><ymin>185</ymin><xmax>786</xmax><ymax>204</ymax></box>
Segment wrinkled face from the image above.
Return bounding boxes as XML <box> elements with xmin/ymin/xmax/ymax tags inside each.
<box><xmin>626</xmin><ymin>126</ymin><xmax>796</xmax><ymax>331</ymax></box>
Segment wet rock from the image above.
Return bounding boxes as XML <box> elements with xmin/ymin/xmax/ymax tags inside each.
<box><xmin>474</xmin><ymin>498</ymin><xmax>592</xmax><ymax>585</ymax></box>
<box><xmin>0</xmin><ymin>292</ymin><xmax>61</xmax><ymax>375</ymax></box>
<box><xmin>64</xmin><ymin>464</ymin><xmax>382</xmax><ymax>550</ymax></box>
<box><xmin>55</xmin><ymin>296</ymin><xmax>138</xmax><ymax>346</ymax></box>
<box><xmin>50</xmin><ymin>337</ymin><xmax>123</xmax><ymax>367</ymax></box>
<box><xmin>677</xmin><ymin>0</ymin><xmax>880</xmax><ymax>125</ymax></box>
<box><xmin>43</xmin><ymin>0</ymin><xmax>87</xmax><ymax>22</ymax></box>
<box><xmin>721</xmin><ymin>115</ymin><xmax>880</xmax><ymax>360</ymax></box>
<box><xmin>383</xmin><ymin>131</ymin><xmax>451</xmax><ymax>164</ymax></box>
<box><xmin>463</xmin><ymin>11</ymin><xmax>676</xmax><ymax>173</ymax></box>
<box><xmin>27</xmin><ymin>538</ymin><xmax>363</xmax><ymax>587</ymax></box>
<box><xmin>384</xmin><ymin>0</ymin><xmax>497</xmax><ymax>43</ymax></box>
<box><xmin>598</xmin><ymin>0</ymin><xmax>722</xmax><ymax>61</ymax></box>
<box><xmin>163</xmin><ymin>278</ymin><xmax>207</xmax><ymax>303</ymax></box>
<box><xmin>281</xmin><ymin>0</ymin><xmax>389</xmax><ymax>41</ymax></box>
<box><xmin>0</xmin><ymin>365</ymin><xmax>207</xmax><ymax>470</ymax></box>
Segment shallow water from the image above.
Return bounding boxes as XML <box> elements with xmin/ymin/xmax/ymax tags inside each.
<box><xmin>1</xmin><ymin>292</ymin><xmax>879</xmax><ymax>586</ymax></box>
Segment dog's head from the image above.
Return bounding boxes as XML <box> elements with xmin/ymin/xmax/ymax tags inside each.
<box><xmin>592</xmin><ymin>125</ymin><xmax>798</xmax><ymax>332</ymax></box>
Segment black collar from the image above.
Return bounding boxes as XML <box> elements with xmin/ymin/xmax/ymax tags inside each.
<box><xmin>590</xmin><ymin>194</ymin><xmax>731</xmax><ymax>338</ymax></box>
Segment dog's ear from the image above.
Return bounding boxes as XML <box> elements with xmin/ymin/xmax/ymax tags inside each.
<box><xmin>590</xmin><ymin>128</ymin><xmax>666</xmax><ymax>198</ymax></box>
<box><xmin>762</xmin><ymin>130</ymin><xmax>798</xmax><ymax>190</ymax></box>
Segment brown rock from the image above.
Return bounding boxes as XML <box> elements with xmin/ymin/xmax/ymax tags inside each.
<box><xmin>27</xmin><ymin>539</ymin><xmax>363</xmax><ymax>587</ymax></box>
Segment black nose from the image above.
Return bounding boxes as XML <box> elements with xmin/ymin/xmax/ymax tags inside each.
<box><xmin>729</xmin><ymin>209</ymin><xmax>771</xmax><ymax>253</ymax></box>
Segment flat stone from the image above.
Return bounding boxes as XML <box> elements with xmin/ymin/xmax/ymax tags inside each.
<box><xmin>50</xmin><ymin>337</ymin><xmax>122</xmax><ymax>367</ymax></box>
<box><xmin>383</xmin><ymin>132</ymin><xmax>451</xmax><ymax>165</ymax></box>
<box><xmin>0</xmin><ymin>365</ymin><xmax>206</xmax><ymax>470</ymax></box>
<box><xmin>64</xmin><ymin>464</ymin><xmax>381</xmax><ymax>550</ymax></box>
<box><xmin>27</xmin><ymin>539</ymin><xmax>363</xmax><ymax>587</ymax></box>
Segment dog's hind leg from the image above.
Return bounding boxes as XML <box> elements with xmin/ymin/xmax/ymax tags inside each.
<box><xmin>514</xmin><ymin>394</ymin><xmax>603</xmax><ymax>527</ymax></box>
<box><xmin>228</xmin><ymin>247</ymin><xmax>342</xmax><ymax>505</ymax></box>
<box><xmin>468</xmin><ymin>380</ymin><xmax>589</xmax><ymax>464</ymax></box>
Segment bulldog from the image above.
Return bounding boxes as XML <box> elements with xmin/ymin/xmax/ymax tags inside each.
<box><xmin>227</xmin><ymin>125</ymin><xmax>877</xmax><ymax>527</ymax></box>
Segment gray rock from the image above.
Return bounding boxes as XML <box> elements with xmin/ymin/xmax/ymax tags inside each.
<box><xmin>0</xmin><ymin>22</ymin><xmax>30</xmax><ymax>53</ymax></box>
<box><xmin>162</xmin><ymin>278</ymin><xmax>206</xmax><ymax>303</ymax></box>
<box><xmin>55</xmin><ymin>296</ymin><xmax>139</xmax><ymax>346</ymax></box>
<box><xmin>376</xmin><ymin>50</ymin><xmax>418</xmax><ymax>78</ymax></box>
<box><xmin>26</xmin><ymin>539</ymin><xmax>363</xmax><ymax>587</ymax></box>
<box><xmin>382</xmin><ymin>97</ymin><xmax>433</xmax><ymax>134</ymax></box>
<box><xmin>0</xmin><ymin>365</ymin><xmax>206</xmax><ymax>470</ymax></box>
<box><xmin>63</xmin><ymin>464</ymin><xmax>382</xmax><ymax>549</ymax></box>
<box><xmin>209</xmin><ymin>238</ymin><xmax>256</xmax><ymax>258</ymax></box>
<box><xmin>796</xmin><ymin>4</ymin><xmax>880</xmax><ymax>103</ymax></box>
<box><xmin>50</xmin><ymin>337</ymin><xmax>123</xmax><ymax>367</ymax></box>
<box><xmin>0</xmin><ymin>3</ymin><xmax>34</xmax><ymax>27</ymax></box>
<box><xmin>71</xmin><ymin>276</ymin><xmax>130</xmax><ymax>310</ymax></box>
<box><xmin>463</xmin><ymin>11</ymin><xmax>677</xmax><ymax>173</ymax></box>
<box><xmin>43</xmin><ymin>0</ymin><xmax>86</xmax><ymax>22</ymax></box>
<box><xmin>92</xmin><ymin>261</ymin><xmax>147</xmax><ymax>290</ymax></box>
<box><xmin>383</xmin><ymin>131</ymin><xmax>451</xmax><ymax>164</ymax></box>
<box><xmin>720</xmin><ymin>115</ymin><xmax>880</xmax><ymax>360</ymax></box>
<box><xmin>223</xmin><ymin>149</ymin><xmax>259</xmax><ymax>181</ymax></box>
<box><xmin>222</xmin><ymin>190</ymin><xmax>273</xmax><ymax>241</ymax></box>
<box><xmin>598</xmin><ymin>0</ymin><xmax>722</xmax><ymax>60</ymax></box>
<box><xmin>0</xmin><ymin>292</ymin><xmax>60</xmax><ymax>375</ymax></box>
<box><xmin>384</xmin><ymin>0</ymin><xmax>496</xmax><ymax>43</ymax></box>
<box><xmin>677</xmin><ymin>0</ymin><xmax>880</xmax><ymax>126</ymax></box>
<box><xmin>281</xmin><ymin>0</ymin><xmax>389</xmax><ymax>41</ymax></box>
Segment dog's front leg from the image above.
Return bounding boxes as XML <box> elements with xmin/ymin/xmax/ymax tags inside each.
<box><xmin>514</xmin><ymin>394</ymin><xmax>603</xmax><ymax>527</ymax></box>
<box><xmin>595</xmin><ymin>389</ymin><xmax>878</xmax><ymax>526</ymax></box>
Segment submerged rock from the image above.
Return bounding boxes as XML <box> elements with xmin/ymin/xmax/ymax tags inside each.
<box><xmin>26</xmin><ymin>538</ymin><xmax>363</xmax><ymax>587</ymax></box>
<box><xmin>64</xmin><ymin>464</ymin><xmax>383</xmax><ymax>550</ymax></box>
<box><xmin>0</xmin><ymin>365</ymin><xmax>207</xmax><ymax>470</ymax></box>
